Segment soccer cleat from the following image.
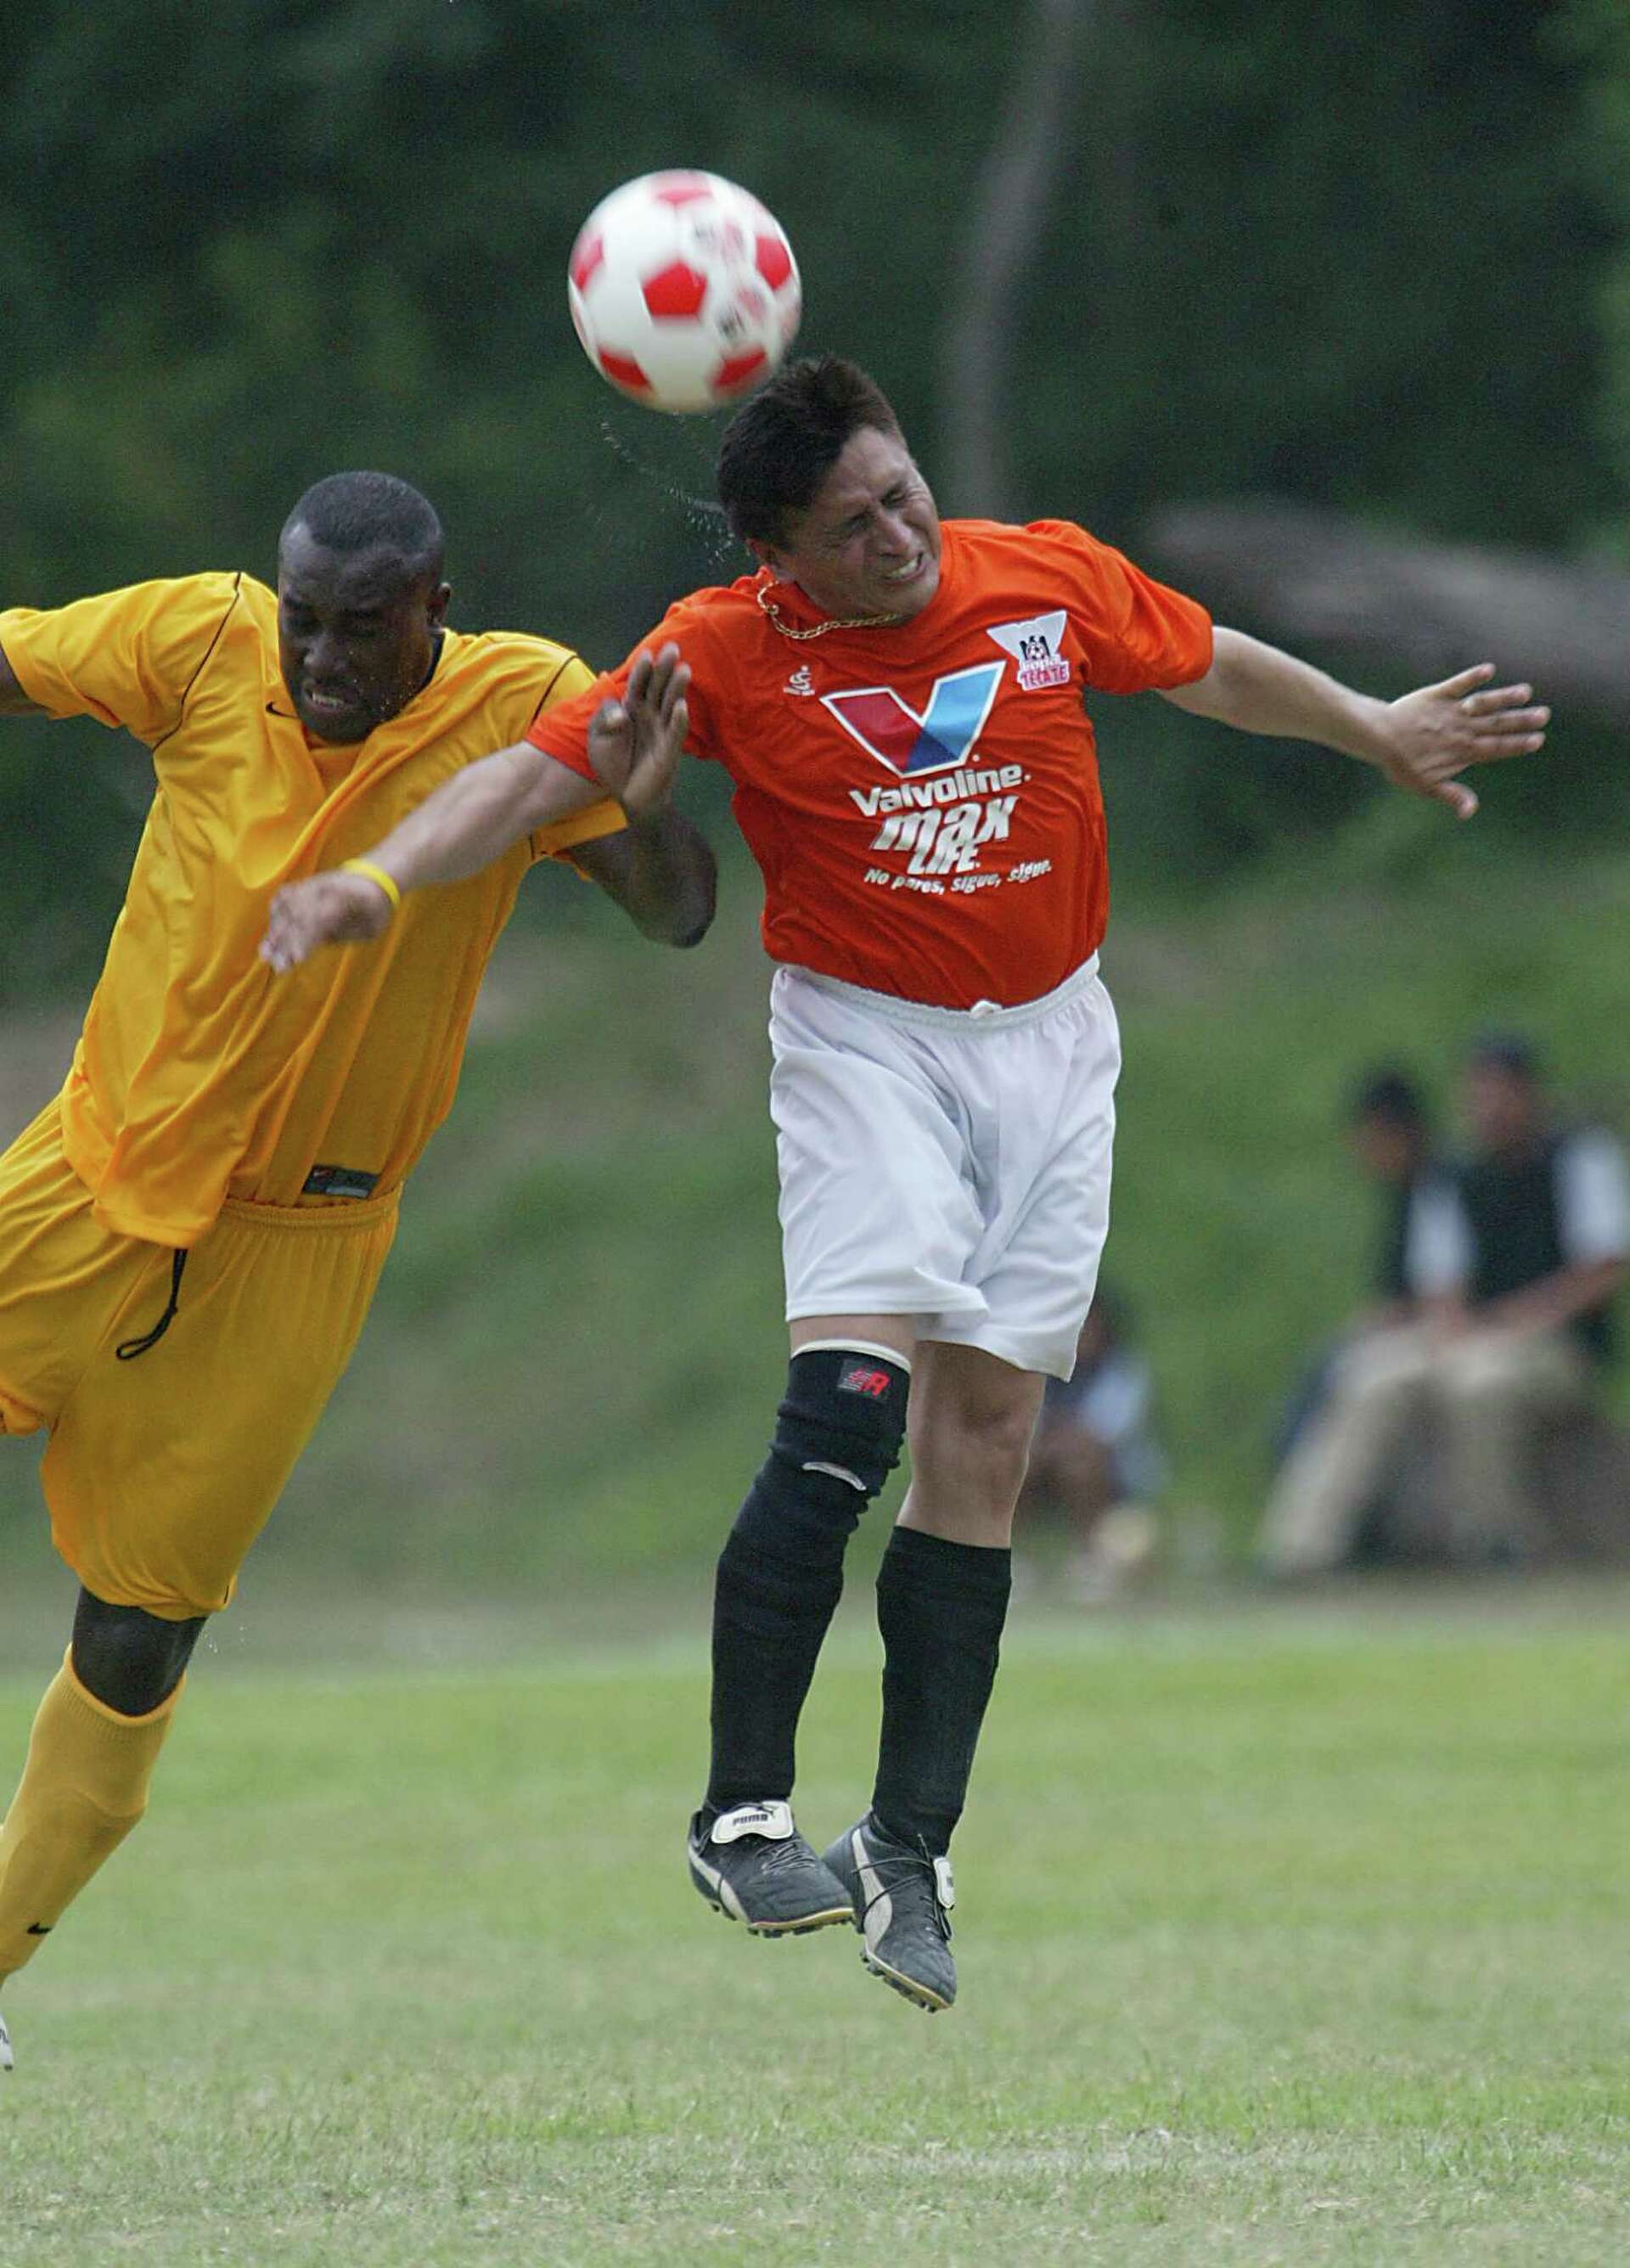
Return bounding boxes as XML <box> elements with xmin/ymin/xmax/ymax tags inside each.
<box><xmin>822</xmin><ymin>1813</ymin><xmax>958</xmax><ymax>2012</ymax></box>
<box><xmin>0</xmin><ymin>2008</ymin><xmax>13</xmax><ymax>2073</ymax></box>
<box><xmin>687</xmin><ymin>1800</ymin><xmax>854</xmax><ymax>1936</ymax></box>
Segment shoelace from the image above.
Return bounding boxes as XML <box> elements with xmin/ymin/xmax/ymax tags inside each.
<box><xmin>860</xmin><ymin>1843</ymin><xmax>953</xmax><ymax>1942</ymax></box>
<box><xmin>757</xmin><ymin>1836</ymin><xmax>816</xmax><ymax>1874</ymax></box>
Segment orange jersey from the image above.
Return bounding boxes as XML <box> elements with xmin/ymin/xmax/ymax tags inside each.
<box><xmin>1</xmin><ymin>574</ymin><xmax>623</xmax><ymax>1245</ymax></box>
<box><xmin>528</xmin><ymin>518</ymin><xmax>1211</xmax><ymax>1009</ymax></box>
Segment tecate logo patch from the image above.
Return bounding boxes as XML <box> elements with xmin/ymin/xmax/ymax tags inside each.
<box><xmin>986</xmin><ymin>611</ymin><xmax>1071</xmax><ymax>691</ymax></box>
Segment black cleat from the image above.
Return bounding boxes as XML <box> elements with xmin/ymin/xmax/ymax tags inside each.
<box><xmin>687</xmin><ymin>1801</ymin><xmax>855</xmax><ymax>1936</ymax></box>
<box><xmin>822</xmin><ymin>1814</ymin><xmax>957</xmax><ymax>2012</ymax></box>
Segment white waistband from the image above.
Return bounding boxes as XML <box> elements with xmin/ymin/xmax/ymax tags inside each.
<box><xmin>780</xmin><ymin>954</ymin><xmax>1100</xmax><ymax>1033</ymax></box>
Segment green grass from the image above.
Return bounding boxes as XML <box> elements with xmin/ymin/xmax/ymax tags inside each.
<box><xmin>3</xmin><ymin>1595</ymin><xmax>1630</xmax><ymax>2265</ymax></box>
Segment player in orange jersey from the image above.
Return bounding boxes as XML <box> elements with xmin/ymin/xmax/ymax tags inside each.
<box><xmin>0</xmin><ymin>471</ymin><xmax>711</xmax><ymax>2070</ymax></box>
<box><xmin>263</xmin><ymin>363</ymin><xmax>1547</xmax><ymax>2013</ymax></box>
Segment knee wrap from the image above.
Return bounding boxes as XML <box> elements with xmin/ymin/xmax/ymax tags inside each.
<box><xmin>771</xmin><ymin>1346</ymin><xmax>911</xmax><ymax>1501</ymax></box>
<box><xmin>71</xmin><ymin>1591</ymin><xmax>206</xmax><ymax>1717</ymax></box>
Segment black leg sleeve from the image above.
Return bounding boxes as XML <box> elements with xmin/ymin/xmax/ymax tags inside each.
<box><xmin>870</xmin><ymin>1523</ymin><xmax>1012</xmax><ymax>1856</ymax></box>
<box><xmin>705</xmin><ymin>1348</ymin><xmax>909</xmax><ymax>1814</ymax></box>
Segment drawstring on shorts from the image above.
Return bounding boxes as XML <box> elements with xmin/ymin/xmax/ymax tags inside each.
<box><xmin>115</xmin><ymin>1249</ymin><xmax>188</xmax><ymax>1360</ymax></box>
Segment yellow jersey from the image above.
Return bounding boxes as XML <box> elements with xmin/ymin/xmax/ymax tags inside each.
<box><xmin>1</xmin><ymin>571</ymin><xmax>622</xmax><ymax>1245</ymax></box>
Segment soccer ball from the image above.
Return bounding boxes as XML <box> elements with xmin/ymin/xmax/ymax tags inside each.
<box><xmin>567</xmin><ymin>172</ymin><xmax>801</xmax><ymax>415</ymax></box>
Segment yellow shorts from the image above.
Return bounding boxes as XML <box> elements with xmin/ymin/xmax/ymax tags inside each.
<box><xmin>0</xmin><ymin>1100</ymin><xmax>399</xmax><ymax>1618</ymax></box>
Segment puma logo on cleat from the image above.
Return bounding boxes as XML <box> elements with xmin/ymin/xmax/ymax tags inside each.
<box><xmin>711</xmin><ymin>1800</ymin><xmax>794</xmax><ymax>1844</ymax></box>
<box><xmin>25</xmin><ymin>1923</ymin><xmax>52</xmax><ymax>1936</ymax></box>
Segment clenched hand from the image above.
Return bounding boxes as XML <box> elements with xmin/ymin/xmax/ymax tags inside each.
<box><xmin>259</xmin><ymin>868</ymin><xmax>393</xmax><ymax>974</ymax></box>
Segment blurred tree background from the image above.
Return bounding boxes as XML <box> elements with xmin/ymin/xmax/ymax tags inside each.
<box><xmin>2</xmin><ymin>0</ymin><xmax>1627</xmax><ymax>1583</ymax></box>
<box><xmin>3</xmin><ymin>0</ymin><xmax>1628</xmax><ymax>992</ymax></box>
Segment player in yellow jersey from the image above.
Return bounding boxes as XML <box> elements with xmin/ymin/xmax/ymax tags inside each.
<box><xmin>0</xmin><ymin>471</ymin><xmax>709</xmax><ymax>2069</ymax></box>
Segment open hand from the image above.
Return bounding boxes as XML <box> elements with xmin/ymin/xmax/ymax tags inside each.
<box><xmin>259</xmin><ymin>869</ymin><xmax>395</xmax><ymax>973</ymax></box>
<box><xmin>1376</xmin><ymin>663</ymin><xmax>1548</xmax><ymax>819</ymax></box>
<box><xmin>586</xmin><ymin>643</ymin><xmax>691</xmax><ymax>819</ymax></box>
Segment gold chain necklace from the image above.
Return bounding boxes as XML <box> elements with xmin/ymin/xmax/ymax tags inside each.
<box><xmin>756</xmin><ymin>582</ymin><xmax>898</xmax><ymax>640</ymax></box>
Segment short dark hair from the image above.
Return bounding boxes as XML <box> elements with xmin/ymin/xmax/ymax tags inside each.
<box><xmin>716</xmin><ymin>357</ymin><xmax>902</xmax><ymax>546</ymax></box>
<box><xmin>280</xmin><ymin>471</ymin><xmax>445</xmax><ymax>586</ymax></box>
<box><xmin>1348</xmin><ymin>1067</ymin><xmax>1428</xmax><ymax>1131</ymax></box>
<box><xmin>1466</xmin><ymin>1030</ymin><xmax>1541</xmax><ymax>1082</ymax></box>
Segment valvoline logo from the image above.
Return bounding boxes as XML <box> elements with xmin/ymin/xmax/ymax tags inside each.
<box><xmin>822</xmin><ymin>661</ymin><xmax>1003</xmax><ymax>776</ymax></box>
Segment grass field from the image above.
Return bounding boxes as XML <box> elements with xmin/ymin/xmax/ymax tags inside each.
<box><xmin>3</xmin><ymin>1592</ymin><xmax>1628</xmax><ymax>2265</ymax></box>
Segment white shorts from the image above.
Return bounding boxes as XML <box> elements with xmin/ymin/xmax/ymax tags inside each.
<box><xmin>769</xmin><ymin>958</ymin><xmax>1120</xmax><ymax>1379</ymax></box>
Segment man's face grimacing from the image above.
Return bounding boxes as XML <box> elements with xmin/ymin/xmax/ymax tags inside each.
<box><xmin>755</xmin><ymin>425</ymin><xmax>942</xmax><ymax>623</ymax></box>
<box><xmin>277</xmin><ymin>523</ymin><xmax>450</xmax><ymax>744</ymax></box>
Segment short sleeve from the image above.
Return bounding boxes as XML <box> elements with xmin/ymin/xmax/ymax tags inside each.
<box><xmin>1556</xmin><ymin>1131</ymin><xmax>1630</xmax><ymax>1266</ymax></box>
<box><xmin>1027</xmin><ymin>520</ymin><xmax>1212</xmax><ymax>696</ymax></box>
<box><xmin>526</xmin><ymin>591</ymin><xmax>727</xmax><ymax>782</ymax></box>
<box><xmin>524</xmin><ymin>649</ymin><xmax>627</xmax><ymax>863</ymax></box>
<box><xmin>1405</xmin><ymin>1179</ymin><xmax>1473</xmax><ymax>1297</ymax></box>
<box><xmin>0</xmin><ymin>574</ymin><xmax>243</xmax><ymax>746</ymax></box>
<box><xmin>1074</xmin><ymin>1353</ymin><xmax>1153</xmax><ymax>1448</ymax></box>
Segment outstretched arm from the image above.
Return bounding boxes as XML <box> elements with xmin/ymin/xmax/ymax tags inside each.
<box><xmin>261</xmin><ymin>644</ymin><xmax>692</xmax><ymax>971</ymax></box>
<box><xmin>1160</xmin><ymin>627</ymin><xmax>1548</xmax><ymax>818</ymax></box>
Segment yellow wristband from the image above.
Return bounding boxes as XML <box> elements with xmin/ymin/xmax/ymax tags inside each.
<box><xmin>340</xmin><ymin>858</ymin><xmax>402</xmax><ymax>913</ymax></box>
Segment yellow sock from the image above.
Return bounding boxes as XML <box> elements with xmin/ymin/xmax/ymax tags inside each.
<box><xmin>0</xmin><ymin>1649</ymin><xmax>182</xmax><ymax>1983</ymax></box>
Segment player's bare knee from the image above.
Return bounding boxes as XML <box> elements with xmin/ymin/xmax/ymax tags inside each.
<box><xmin>71</xmin><ymin>1590</ymin><xmax>206</xmax><ymax>1716</ymax></box>
<box><xmin>919</xmin><ymin>1389</ymin><xmax>1036</xmax><ymax>1494</ymax></box>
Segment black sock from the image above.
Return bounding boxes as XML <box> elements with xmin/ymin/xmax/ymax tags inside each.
<box><xmin>871</xmin><ymin>1524</ymin><xmax>1012</xmax><ymax>1857</ymax></box>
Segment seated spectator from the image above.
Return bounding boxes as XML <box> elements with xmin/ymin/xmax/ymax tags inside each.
<box><xmin>1018</xmin><ymin>1289</ymin><xmax>1165</xmax><ymax>1599</ymax></box>
<box><xmin>1349</xmin><ymin>1068</ymin><xmax>1442</xmax><ymax>1331</ymax></box>
<box><xmin>1258</xmin><ymin>1033</ymin><xmax>1630</xmax><ymax>1574</ymax></box>
<box><xmin>1273</xmin><ymin>1066</ymin><xmax>1440</xmax><ymax>1466</ymax></box>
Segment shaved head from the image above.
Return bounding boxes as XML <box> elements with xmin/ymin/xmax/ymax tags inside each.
<box><xmin>276</xmin><ymin>472</ymin><xmax>450</xmax><ymax>745</ymax></box>
<box><xmin>279</xmin><ymin>471</ymin><xmax>445</xmax><ymax>591</ymax></box>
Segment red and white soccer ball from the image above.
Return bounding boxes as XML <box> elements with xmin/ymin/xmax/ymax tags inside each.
<box><xmin>567</xmin><ymin>172</ymin><xmax>801</xmax><ymax>415</ymax></box>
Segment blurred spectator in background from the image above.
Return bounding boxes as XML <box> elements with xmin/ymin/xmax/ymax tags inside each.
<box><xmin>1346</xmin><ymin>1068</ymin><xmax>1441</xmax><ymax>1333</ymax></box>
<box><xmin>1259</xmin><ymin>1066</ymin><xmax>1444</xmax><ymax>1571</ymax></box>
<box><xmin>1259</xmin><ymin>1034</ymin><xmax>1630</xmax><ymax>1575</ymax></box>
<box><xmin>1408</xmin><ymin>1034</ymin><xmax>1630</xmax><ymax>1559</ymax></box>
<box><xmin>1272</xmin><ymin>1066</ymin><xmax>1441</xmax><ymax>1465</ymax></box>
<box><xmin>1017</xmin><ymin>1288</ymin><xmax>1165</xmax><ymax>1601</ymax></box>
